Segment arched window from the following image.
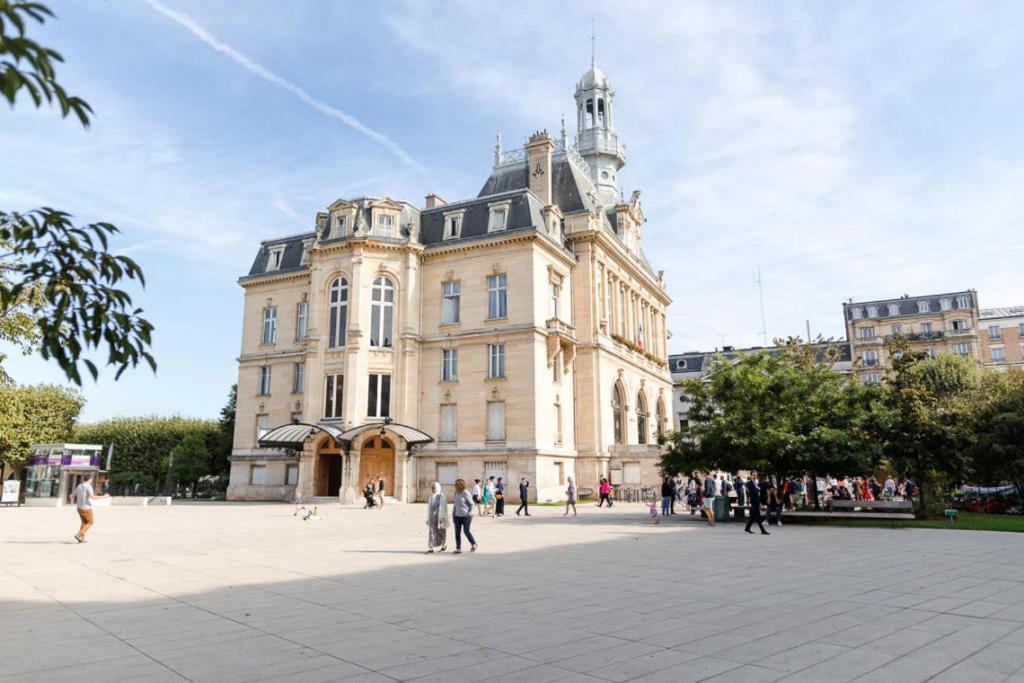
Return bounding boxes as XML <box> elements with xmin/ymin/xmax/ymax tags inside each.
<box><xmin>612</xmin><ymin>383</ymin><xmax>625</xmax><ymax>445</ymax></box>
<box><xmin>328</xmin><ymin>277</ymin><xmax>348</xmax><ymax>348</ymax></box>
<box><xmin>636</xmin><ymin>391</ymin><xmax>649</xmax><ymax>445</ymax></box>
<box><xmin>656</xmin><ymin>398</ymin><xmax>666</xmax><ymax>439</ymax></box>
<box><xmin>370</xmin><ymin>276</ymin><xmax>395</xmax><ymax>348</ymax></box>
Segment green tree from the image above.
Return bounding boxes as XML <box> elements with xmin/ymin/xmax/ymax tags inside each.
<box><xmin>662</xmin><ymin>340</ymin><xmax>883</xmax><ymax>488</ymax></box>
<box><xmin>880</xmin><ymin>342</ymin><xmax>976</xmax><ymax>517</ymax></box>
<box><xmin>170</xmin><ymin>432</ymin><xmax>211</xmax><ymax>498</ymax></box>
<box><xmin>0</xmin><ymin>383</ymin><xmax>84</xmax><ymax>476</ymax></box>
<box><xmin>1</xmin><ymin>0</ymin><xmax>154</xmax><ymax>385</ymax></box>
<box><xmin>74</xmin><ymin>416</ymin><xmax>222</xmax><ymax>489</ymax></box>
<box><xmin>214</xmin><ymin>385</ymin><xmax>237</xmax><ymax>476</ymax></box>
<box><xmin>966</xmin><ymin>370</ymin><xmax>1024</xmax><ymax>512</ymax></box>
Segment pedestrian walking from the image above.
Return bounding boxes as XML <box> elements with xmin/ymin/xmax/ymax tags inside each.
<box><xmin>669</xmin><ymin>476</ymin><xmax>678</xmax><ymax>514</ymax></box>
<box><xmin>649</xmin><ymin>498</ymin><xmax>660</xmax><ymax>524</ymax></box>
<box><xmin>660</xmin><ymin>476</ymin><xmax>672</xmax><ymax>517</ymax></box>
<box><xmin>495</xmin><ymin>477</ymin><xmax>505</xmax><ymax>516</ymax></box>
<box><xmin>377</xmin><ymin>475</ymin><xmax>386</xmax><ymax>508</ymax></box>
<box><xmin>451</xmin><ymin>479</ymin><xmax>477</xmax><ymax>554</ymax></box>
<box><xmin>734</xmin><ymin>473</ymin><xmax>745</xmax><ymax>508</ymax></box>
<box><xmin>71</xmin><ymin>474</ymin><xmax>107</xmax><ymax>543</ymax></box>
<box><xmin>767</xmin><ymin>482</ymin><xmax>782</xmax><ymax>526</ymax></box>
<box><xmin>564</xmin><ymin>477</ymin><xmax>577</xmax><ymax>516</ymax></box>
<box><xmin>292</xmin><ymin>487</ymin><xmax>304</xmax><ymax>517</ymax></box>
<box><xmin>425</xmin><ymin>482</ymin><xmax>448</xmax><ymax>554</ymax></box>
<box><xmin>516</xmin><ymin>477</ymin><xmax>531</xmax><ymax>516</ymax></box>
<box><xmin>484</xmin><ymin>476</ymin><xmax>496</xmax><ymax>516</ymax></box>
<box><xmin>597</xmin><ymin>477</ymin><xmax>613</xmax><ymax>507</ymax></box>
<box><xmin>472</xmin><ymin>479</ymin><xmax>483</xmax><ymax>516</ymax></box>
<box><xmin>884</xmin><ymin>476</ymin><xmax>896</xmax><ymax>501</ymax></box>
<box><xmin>744</xmin><ymin>470</ymin><xmax>769</xmax><ymax>535</ymax></box>
<box><xmin>363</xmin><ymin>479</ymin><xmax>377</xmax><ymax>508</ymax></box>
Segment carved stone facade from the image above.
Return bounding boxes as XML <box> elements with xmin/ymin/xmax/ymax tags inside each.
<box><xmin>227</xmin><ymin>62</ymin><xmax>672</xmax><ymax>502</ymax></box>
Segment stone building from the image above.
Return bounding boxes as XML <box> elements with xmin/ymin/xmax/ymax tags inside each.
<box><xmin>979</xmin><ymin>306</ymin><xmax>1024</xmax><ymax>370</ymax></box>
<box><xmin>227</xmin><ymin>61</ymin><xmax>672</xmax><ymax>502</ymax></box>
<box><xmin>844</xmin><ymin>290</ymin><xmax>981</xmax><ymax>383</ymax></box>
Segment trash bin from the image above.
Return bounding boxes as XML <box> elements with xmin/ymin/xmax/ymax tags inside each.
<box><xmin>712</xmin><ymin>496</ymin><xmax>731</xmax><ymax>522</ymax></box>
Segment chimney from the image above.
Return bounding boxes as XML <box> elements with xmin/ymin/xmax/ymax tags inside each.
<box><xmin>425</xmin><ymin>193</ymin><xmax>446</xmax><ymax>209</ymax></box>
<box><xmin>525</xmin><ymin>130</ymin><xmax>555</xmax><ymax>206</ymax></box>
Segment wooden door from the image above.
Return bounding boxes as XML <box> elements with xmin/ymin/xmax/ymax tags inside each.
<box><xmin>359</xmin><ymin>437</ymin><xmax>395</xmax><ymax>496</ymax></box>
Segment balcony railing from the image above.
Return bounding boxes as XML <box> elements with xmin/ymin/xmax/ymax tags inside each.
<box><xmin>886</xmin><ymin>331</ymin><xmax>943</xmax><ymax>342</ymax></box>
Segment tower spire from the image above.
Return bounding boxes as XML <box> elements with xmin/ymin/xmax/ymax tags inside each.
<box><xmin>590</xmin><ymin>20</ymin><xmax>596</xmax><ymax>67</ymax></box>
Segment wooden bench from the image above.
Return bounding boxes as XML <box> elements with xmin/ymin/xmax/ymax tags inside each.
<box><xmin>784</xmin><ymin>499</ymin><xmax>915</xmax><ymax>527</ymax></box>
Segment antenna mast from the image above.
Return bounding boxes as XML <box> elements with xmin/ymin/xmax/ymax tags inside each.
<box><xmin>755</xmin><ymin>264</ymin><xmax>768</xmax><ymax>346</ymax></box>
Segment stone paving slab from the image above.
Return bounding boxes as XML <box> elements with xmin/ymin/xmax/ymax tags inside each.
<box><xmin>2</xmin><ymin>503</ymin><xmax>1024</xmax><ymax>682</ymax></box>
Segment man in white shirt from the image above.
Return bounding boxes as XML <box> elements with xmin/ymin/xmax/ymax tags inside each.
<box><xmin>71</xmin><ymin>474</ymin><xmax>108</xmax><ymax>543</ymax></box>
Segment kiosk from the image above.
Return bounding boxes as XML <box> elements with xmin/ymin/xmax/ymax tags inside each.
<box><xmin>25</xmin><ymin>444</ymin><xmax>106</xmax><ymax>507</ymax></box>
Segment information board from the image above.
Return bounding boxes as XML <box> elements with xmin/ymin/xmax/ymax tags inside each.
<box><xmin>1</xmin><ymin>480</ymin><xmax>20</xmax><ymax>504</ymax></box>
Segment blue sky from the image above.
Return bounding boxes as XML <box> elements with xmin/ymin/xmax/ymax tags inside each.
<box><xmin>2</xmin><ymin>0</ymin><xmax>1023</xmax><ymax>421</ymax></box>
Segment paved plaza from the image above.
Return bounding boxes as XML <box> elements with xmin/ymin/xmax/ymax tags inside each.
<box><xmin>2</xmin><ymin>503</ymin><xmax>1024</xmax><ymax>682</ymax></box>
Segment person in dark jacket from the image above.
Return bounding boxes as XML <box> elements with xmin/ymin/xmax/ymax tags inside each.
<box><xmin>744</xmin><ymin>470</ymin><xmax>769</xmax><ymax>535</ymax></box>
<box><xmin>515</xmin><ymin>477</ymin><xmax>531</xmax><ymax>516</ymax></box>
<box><xmin>660</xmin><ymin>477</ymin><xmax>672</xmax><ymax>516</ymax></box>
<box><xmin>734</xmin><ymin>474</ymin><xmax>745</xmax><ymax>507</ymax></box>
<box><xmin>668</xmin><ymin>476</ymin><xmax>678</xmax><ymax>514</ymax></box>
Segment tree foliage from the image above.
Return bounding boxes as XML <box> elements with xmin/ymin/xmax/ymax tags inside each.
<box><xmin>170</xmin><ymin>432</ymin><xmax>211</xmax><ymax>497</ymax></box>
<box><xmin>214</xmin><ymin>384</ymin><xmax>237</xmax><ymax>476</ymax></box>
<box><xmin>74</xmin><ymin>416</ymin><xmax>222</xmax><ymax>486</ymax></box>
<box><xmin>1</xmin><ymin>0</ymin><xmax>155</xmax><ymax>385</ymax></box>
<box><xmin>0</xmin><ymin>383</ymin><xmax>84</xmax><ymax>471</ymax></box>
<box><xmin>965</xmin><ymin>369</ymin><xmax>1024</xmax><ymax>512</ymax></box>
<box><xmin>661</xmin><ymin>340</ymin><xmax>883</xmax><ymax>479</ymax></box>
<box><xmin>878</xmin><ymin>341</ymin><xmax>977</xmax><ymax>516</ymax></box>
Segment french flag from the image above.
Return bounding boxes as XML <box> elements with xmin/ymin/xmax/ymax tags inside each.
<box><xmin>637</xmin><ymin>324</ymin><xmax>644</xmax><ymax>349</ymax></box>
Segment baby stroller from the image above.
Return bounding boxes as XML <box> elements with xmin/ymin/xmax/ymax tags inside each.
<box><xmin>363</xmin><ymin>485</ymin><xmax>378</xmax><ymax>509</ymax></box>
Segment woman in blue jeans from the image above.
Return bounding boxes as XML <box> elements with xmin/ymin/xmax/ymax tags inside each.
<box><xmin>452</xmin><ymin>479</ymin><xmax>478</xmax><ymax>554</ymax></box>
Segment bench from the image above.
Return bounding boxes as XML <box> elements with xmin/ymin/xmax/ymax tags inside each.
<box><xmin>784</xmin><ymin>499</ymin><xmax>915</xmax><ymax>527</ymax></box>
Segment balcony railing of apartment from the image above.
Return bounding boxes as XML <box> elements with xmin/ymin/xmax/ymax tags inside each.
<box><xmin>947</xmin><ymin>327</ymin><xmax>975</xmax><ymax>336</ymax></box>
<box><xmin>862</xmin><ymin>358</ymin><xmax>880</xmax><ymax>367</ymax></box>
<box><xmin>887</xmin><ymin>331</ymin><xmax>944</xmax><ymax>341</ymax></box>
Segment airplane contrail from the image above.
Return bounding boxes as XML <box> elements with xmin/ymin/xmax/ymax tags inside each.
<box><xmin>143</xmin><ymin>0</ymin><xmax>423</xmax><ymax>172</ymax></box>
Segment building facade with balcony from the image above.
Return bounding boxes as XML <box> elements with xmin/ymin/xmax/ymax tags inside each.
<box><xmin>979</xmin><ymin>306</ymin><xmax>1024</xmax><ymax>370</ymax></box>
<box><xmin>844</xmin><ymin>290</ymin><xmax>981</xmax><ymax>382</ymax></box>
<box><xmin>227</xmin><ymin>61</ymin><xmax>672</xmax><ymax>503</ymax></box>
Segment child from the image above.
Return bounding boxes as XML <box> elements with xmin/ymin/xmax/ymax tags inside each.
<box><xmin>649</xmin><ymin>499</ymin><xmax>660</xmax><ymax>524</ymax></box>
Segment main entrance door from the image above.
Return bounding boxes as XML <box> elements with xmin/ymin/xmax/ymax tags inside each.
<box><xmin>358</xmin><ymin>437</ymin><xmax>395</xmax><ymax>496</ymax></box>
<box><xmin>316</xmin><ymin>438</ymin><xmax>343</xmax><ymax>497</ymax></box>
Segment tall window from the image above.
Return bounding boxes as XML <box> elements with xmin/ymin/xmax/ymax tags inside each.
<box><xmin>286</xmin><ymin>464</ymin><xmax>299</xmax><ymax>486</ymax></box>
<box><xmin>488</xmin><ymin>206</ymin><xmax>507</xmax><ymax>231</ymax></box>
<box><xmin>656</xmin><ymin>399</ymin><xmax>666</xmax><ymax>439</ymax></box>
<box><xmin>992</xmin><ymin>347</ymin><xmax>1005</xmax><ymax>362</ymax></box>
<box><xmin>1018</xmin><ymin>323</ymin><xmax>1024</xmax><ymax>336</ymax></box>
<box><xmin>858</xmin><ymin>326</ymin><xmax>875</xmax><ymax>339</ymax></box>
<box><xmin>864</xmin><ymin>373</ymin><xmax>882</xmax><ymax>385</ymax></box>
<box><xmin>554</xmin><ymin>401</ymin><xmax>562</xmax><ymax>444</ymax></box>
<box><xmin>866</xmin><ymin>306</ymin><xmax>878</xmax><ymax>318</ymax></box>
<box><xmin>370</xmin><ymin>277</ymin><xmax>395</xmax><ymax>348</ymax></box>
<box><xmin>258</xmin><ymin>366</ymin><xmax>272</xmax><ymax>395</ymax></box>
<box><xmin>368</xmin><ymin>374</ymin><xmax>391</xmax><ymax>418</ymax></box>
<box><xmin>335</xmin><ymin>214</ymin><xmax>347</xmax><ymax>238</ymax></box>
<box><xmin>954</xmin><ymin>342</ymin><xmax>971</xmax><ymax>357</ymax></box>
<box><xmin>441</xmin><ymin>349</ymin><xmax>458</xmax><ymax>381</ymax></box>
<box><xmin>328</xmin><ymin>277</ymin><xmax>349</xmax><ymax>348</ymax></box>
<box><xmin>863</xmin><ymin>350</ymin><xmax>879</xmax><ymax>367</ymax></box>
<box><xmin>488</xmin><ymin>344</ymin><xmax>505</xmax><ymax>379</ymax></box>
<box><xmin>851</xmin><ymin>307</ymin><xmax>862</xmax><ymax>320</ymax></box>
<box><xmin>487</xmin><ymin>274</ymin><xmax>507</xmax><ymax>319</ymax></box>
<box><xmin>296</xmin><ymin>302</ymin><xmax>309</xmax><ymax>340</ymax></box>
<box><xmin>918</xmin><ymin>300</ymin><xmax>930</xmax><ymax>313</ymax></box>
<box><xmin>891</xmin><ymin>324</ymin><xmax>902</xmax><ymax>335</ymax></box>
<box><xmin>292</xmin><ymin>362</ymin><xmax>304</xmax><ymax>393</ymax></box>
<box><xmin>888</xmin><ymin>303</ymin><xmax>900</xmax><ymax>316</ymax></box>
<box><xmin>445</xmin><ymin>214</ymin><xmax>462</xmax><ymax>239</ymax></box>
<box><xmin>957</xmin><ymin>295</ymin><xmax>970</xmax><ymax>308</ymax></box>
<box><xmin>324</xmin><ymin>374</ymin><xmax>344</xmax><ymax>419</ymax></box>
<box><xmin>442</xmin><ymin>281</ymin><xmax>460</xmax><ymax>324</ymax></box>
<box><xmin>922</xmin><ymin>322</ymin><xmax>933</xmax><ymax>333</ymax></box>
<box><xmin>550</xmin><ymin>283</ymin><xmax>560</xmax><ymax>319</ymax></box>
<box><xmin>440</xmin><ymin>404</ymin><xmax>457</xmax><ymax>442</ymax></box>
<box><xmin>988</xmin><ymin>325</ymin><xmax>1002</xmax><ymax>339</ymax></box>
<box><xmin>486</xmin><ymin>401</ymin><xmax>505</xmax><ymax>441</ymax></box>
<box><xmin>612</xmin><ymin>383</ymin><xmax>624</xmax><ymax>445</ymax></box>
<box><xmin>256</xmin><ymin>414</ymin><xmax>269</xmax><ymax>440</ymax></box>
<box><xmin>636</xmin><ymin>392</ymin><xmax>649</xmax><ymax>445</ymax></box>
<box><xmin>377</xmin><ymin>213</ymin><xmax>394</xmax><ymax>237</ymax></box>
<box><xmin>250</xmin><ymin>464</ymin><xmax>267</xmax><ymax>485</ymax></box>
<box><xmin>262</xmin><ymin>307</ymin><xmax>277</xmax><ymax>344</ymax></box>
<box><xmin>940</xmin><ymin>298</ymin><xmax>952</xmax><ymax>311</ymax></box>
<box><xmin>952</xmin><ymin>319</ymin><xmax>968</xmax><ymax>331</ymax></box>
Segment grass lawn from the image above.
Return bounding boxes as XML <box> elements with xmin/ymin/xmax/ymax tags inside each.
<box><xmin>807</xmin><ymin>511</ymin><xmax>1024</xmax><ymax>533</ymax></box>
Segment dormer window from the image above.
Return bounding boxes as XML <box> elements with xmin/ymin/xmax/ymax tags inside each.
<box><xmin>866</xmin><ymin>306</ymin><xmax>878</xmax><ymax>318</ymax></box>
<box><xmin>917</xmin><ymin>300</ymin><xmax>930</xmax><ymax>313</ymax></box>
<box><xmin>956</xmin><ymin>295</ymin><xmax>970</xmax><ymax>309</ymax></box>
<box><xmin>487</xmin><ymin>202</ymin><xmax>510</xmax><ymax>232</ymax></box>
<box><xmin>851</xmin><ymin>307</ymin><xmax>863</xmax><ymax>320</ymax></box>
<box><xmin>940</xmin><ymin>298</ymin><xmax>952</xmax><ymax>311</ymax></box>
<box><xmin>888</xmin><ymin>303</ymin><xmax>900</xmax><ymax>316</ymax></box>
<box><xmin>376</xmin><ymin>213</ymin><xmax>395</xmax><ymax>237</ymax></box>
<box><xmin>267</xmin><ymin>246</ymin><xmax>285</xmax><ymax>272</ymax></box>
<box><xmin>300</xmin><ymin>239</ymin><xmax>313</xmax><ymax>265</ymax></box>
<box><xmin>443</xmin><ymin>210</ymin><xmax>465</xmax><ymax>240</ymax></box>
<box><xmin>335</xmin><ymin>215</ymin><xmax>347</xmax><ymax>238</ymax></box>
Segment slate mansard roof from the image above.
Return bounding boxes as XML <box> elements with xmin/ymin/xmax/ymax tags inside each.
<box><xmin>980</xmin><ymin>305</ymin><xmax>1024</xmax><ymax>320</ymax></box>
<box><xmin>844</xmin><ymin>290</ymin><xmax>976</xmax><ymax>321</ymax></box>
<box><xmin>245</xmin><ymin>231</ymin><xmax>315</xmax><ymax>278</ymax></box>
<box><xmin>669</xmin><ymin>341</ymin><xmax>853</xmax><ymax>378</ymax></box>
<box><xmin>419</xmin><ymin>189</ymin><xmax>549</xmax><ymax>248</ymax></box>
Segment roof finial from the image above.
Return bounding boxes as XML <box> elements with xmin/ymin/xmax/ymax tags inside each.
<box><xmin>560</xmin><ymin>114</ymin><xmax>567</xmax><ymax>146</ymax></box>
<box><xmin>494</xmin><ymin>128</ymin><xmax>503</xmax><ymax>167</ymax></box>
<box><xmin>590</xmin><ymin>19</ymin><xmax>596</xmax><ymax>68</ymax></box>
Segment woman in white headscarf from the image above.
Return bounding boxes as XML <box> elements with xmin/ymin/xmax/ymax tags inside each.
<box><xmin>426</xmin><ymin>482</ymin><xmax>449</xmax><ymax>553</ymax></box>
